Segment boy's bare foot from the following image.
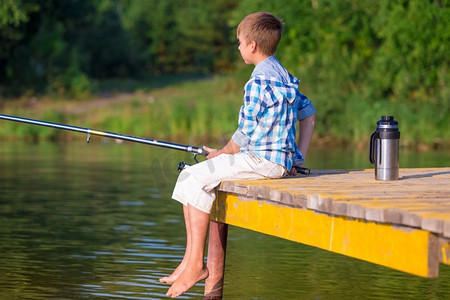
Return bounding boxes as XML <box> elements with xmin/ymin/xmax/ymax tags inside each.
<box><xmin>159</xmin><ymin>260</ymin><xmax>187</xmax><ymax>285</ymax></box>
<box><xmin>165</xmin><ymin>265</ymin><xmax>209</xmax><ymax>298</ymax></box>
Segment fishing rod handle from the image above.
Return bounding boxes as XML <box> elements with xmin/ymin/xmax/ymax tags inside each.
<box><xmin>295</xmin><ymin>166</ymin><xmax>310</xmax><ymax>175</ymax></box>
<box><xmin>198</xmin><ymin>147</ymin><xmax>209</xmax><ymax>156</ymax></box>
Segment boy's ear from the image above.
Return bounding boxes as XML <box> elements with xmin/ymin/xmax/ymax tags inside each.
<box><xmin>250</xmin><ymin>40</ymin><xmax>257</xmax><ymax>53</ymax></box>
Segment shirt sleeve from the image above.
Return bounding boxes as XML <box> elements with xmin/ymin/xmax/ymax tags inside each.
<box><xmin>297</xmin><ymin>92</ymin><xmax>315</xmax><ymax>120</ymax></box>
<box><xmin>231</xmin><ymin>79</ymin><xmax>264</xmax><ymax>148</ymax></box>
<box><xmin>294</xmin><ymin>92</ymin><xmax>314</xmax><ymax>163</ymax></box>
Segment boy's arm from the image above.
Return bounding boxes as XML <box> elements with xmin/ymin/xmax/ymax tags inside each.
<box><xmin>298</xmin><ymin>113</ymin><xmax>316</xmax><ymax>158</ymax></box>
<box><xmin>204</xmin><ymin>139</ymin><xmax>240</xmax><ymax>159</ymax></box>
<box><xmin>289</xmin><ymin>112</ymin><xmax>315</xmax><ymax>175</ymax></box>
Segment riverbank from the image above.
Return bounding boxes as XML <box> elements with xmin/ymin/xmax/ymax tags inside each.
<box><xmin>0</xmin><ymin>75</ymin><xmax>448</xmax><ymax>150</ymax></box>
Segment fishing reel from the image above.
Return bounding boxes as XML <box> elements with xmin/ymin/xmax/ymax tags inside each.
<box><xmin>177</xmin><ymin>154</ymin><xmax>199</xmax><ymax>172</ymax></box>
<box><xmin>177</xmin><ymin>161</ymin><xmax>191</xmax><ymax>172</ymax></box>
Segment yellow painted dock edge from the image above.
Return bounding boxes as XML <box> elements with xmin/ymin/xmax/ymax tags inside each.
<box><xmin>211</xmin><ymin>192</ymin><xmax>441</xmax><ymax>278</ymax></box>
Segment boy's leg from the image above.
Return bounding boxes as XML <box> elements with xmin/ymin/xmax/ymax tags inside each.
<box><xmin>172</xmin><ymin>153</ymin><xmax>281</xmax><ymax>214</ymax></box>
<box><xmin>166</xmin><ymin>204</ymin><xmax>210</xmax><ymax>298</ymax></box>
<box><xmin>159</xmin><ymin>205</ymin><xmax>191</xmax><ymax>284</ymax></box>
<box><xmin>165</xmin><ymin>153</ymin><xmax>285</xmax><ymax>297</ymax></box>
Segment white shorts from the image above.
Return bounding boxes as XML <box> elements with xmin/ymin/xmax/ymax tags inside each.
<box><xmin>172</xmin><ymin>152</ymin><xmax>286</xmax><ymax>214</ymax></box>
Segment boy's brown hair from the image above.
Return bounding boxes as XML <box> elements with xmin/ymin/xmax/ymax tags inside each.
<box><xmin>237</xmin><ymin>11</ymin><xmax>284</xmax><ymax>56</ymax></box>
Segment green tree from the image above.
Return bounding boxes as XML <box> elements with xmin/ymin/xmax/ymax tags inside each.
<box><xmin>0</xmin><ymin>0</ymin><xmax>36</xmax><ymax>27</ymax></box>
<box><xmin>82</xmin><ymin>1</ymin><xmax>141</xmax><ymax>78</ymax></box>
<box><xmin>0</xmin><ymin>0</ymin><xmax>39</xmax><ymax>87</ymax></box>
<box><xmin>371</xmin><ymin>0</ymin><xmax>449</xmax><ymax>104</ymax></box>
<box><xmin>0</xmin><ymin>0</ymin><xmax>96</xmax><ymax>96</ymax></box>
<box><xmin>122</xmin><ymin>0</ymin><xmax>237</xmax><ymax>74</ymax></box>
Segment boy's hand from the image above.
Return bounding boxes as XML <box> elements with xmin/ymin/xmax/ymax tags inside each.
<box><xmin>204</xmin><ymin>139</ymin><xmax>240</xmax><ymax>159</ymax></box>
<box><xmin>204</xmin><ymin>146</ymin><xmax>220</xmax><ymax>159</ymax></box>
<box><xmin>288</xmin><ymin>166</ymin><xmax>297</xmax><ymax>176</ymax></box>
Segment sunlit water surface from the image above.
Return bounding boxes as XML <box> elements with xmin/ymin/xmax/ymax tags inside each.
<box><xmin>1</xmin><ymin>142</ymin><xmax>449</xmax><ymax>299</ymax></box>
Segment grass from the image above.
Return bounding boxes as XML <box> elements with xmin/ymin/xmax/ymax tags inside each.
<box><xmin>0</xmin><ymin>75</ymin><xmax>448</xmax><ymax>150</ymax></box>
<box><xmin>0</xmin><ymin>75</ymin><xmax>242</xmax><ymax>147</ymax></box>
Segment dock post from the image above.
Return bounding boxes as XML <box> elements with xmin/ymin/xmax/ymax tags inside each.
<box><xmin>204</xmin><ymin>220</ymin><xmax>228</xmax><ymax>299</ymax></box>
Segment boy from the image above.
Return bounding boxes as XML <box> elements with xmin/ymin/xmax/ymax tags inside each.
<box><xmin>162</xmin><ymin>11</ymin><xmax>316</xmax><ymax>298</ymax></box>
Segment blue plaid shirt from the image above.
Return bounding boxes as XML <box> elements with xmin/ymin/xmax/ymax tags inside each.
<box><xmin>232</xmin><ymin>56</ymin><xmax>315</xmax><ymax>171</ymax></box>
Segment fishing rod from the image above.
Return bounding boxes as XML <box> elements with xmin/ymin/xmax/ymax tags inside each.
<box><xmin>0</xmin><ymin>113</ymin><xmax>310</xmax><ymax>175</ymax></box>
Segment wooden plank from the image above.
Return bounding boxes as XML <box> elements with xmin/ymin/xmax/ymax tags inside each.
<box><xmin>337</xmin><ymin>200</ymin><xmax>450</xmax><ymax>227</ymax></box>
<box><xmin>217</xmin><ymin>168</ymin><xmax>450</xmax><ymax>237</ymax></box>
<box><xmin>440</xmin><ymin>238</ymin><xmax>450</xmax><ymax>266</ymax></box>
<box><xmin>205</xmin><ymin>221</ymin><xmax>228</xmax><ymax>299</ymax></box>
<box><xmin>211</xmin><ymin>192</ymin><xmax>441</xmax><ymax>278</ymax></box>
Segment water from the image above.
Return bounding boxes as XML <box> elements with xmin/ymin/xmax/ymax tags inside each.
<box><xmin>1</xmin><ymin>142</ymin><xmax>449</xmax><ymax>299</ymax></box>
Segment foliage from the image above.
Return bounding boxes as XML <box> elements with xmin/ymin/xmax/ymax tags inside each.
<box><xmin>0</xmin><ymin>0</ymin><xmax>37</xmax><ymax>28</ymax></box>
<box><xmin>121</xmin><ymin>0</ymin><xmax>238</xmax><ymax>74</ymax></box>
<box><xmin>0</xmin><ymin>0</ymin><xmax>448</xmax><ymax>147</ymax></box>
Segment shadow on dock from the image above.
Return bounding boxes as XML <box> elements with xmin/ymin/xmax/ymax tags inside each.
<box><xmin>291</xmin><ymin>169</ymin><xmax>361</xmax><ymax>178</ymax></box>
<box><xmin>401</xmin><ymin>171</ymin><xmax>450</xmax><ymax>180</ymax></box>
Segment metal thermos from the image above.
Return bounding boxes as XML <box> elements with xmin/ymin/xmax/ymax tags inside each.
<box><xmin>369</xmin><ymin>116</ymin><xmax>400</xmax><ymax>180</ymax></box>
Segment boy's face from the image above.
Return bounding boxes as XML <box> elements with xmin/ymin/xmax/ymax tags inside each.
<box><xmin>237</xmin><ymin>34</ymin><xmax>254</xmax><ymax>65</ymax></box>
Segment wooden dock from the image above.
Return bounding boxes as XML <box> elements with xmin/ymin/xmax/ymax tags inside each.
<box><xmin>204</xmin><ymin>167</ymin><xmax>450</xmax><ymax>299</ymax></box>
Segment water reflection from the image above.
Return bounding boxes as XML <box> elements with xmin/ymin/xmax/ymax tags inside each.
<box><xmin>0</xmin><ymin>142</ymin><xmax>201</xmax><ymax>299</ymax></box>
<box><xmin>0</xmin><ymin>142</ymin><xmax>449</xmax><ymax>299</ymax></box>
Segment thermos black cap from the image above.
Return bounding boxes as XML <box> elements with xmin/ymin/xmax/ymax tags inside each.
<box><xmin>378</xmin><ymin>115</ymin><xmax>398</xmax><ymax>126</ymax></box>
